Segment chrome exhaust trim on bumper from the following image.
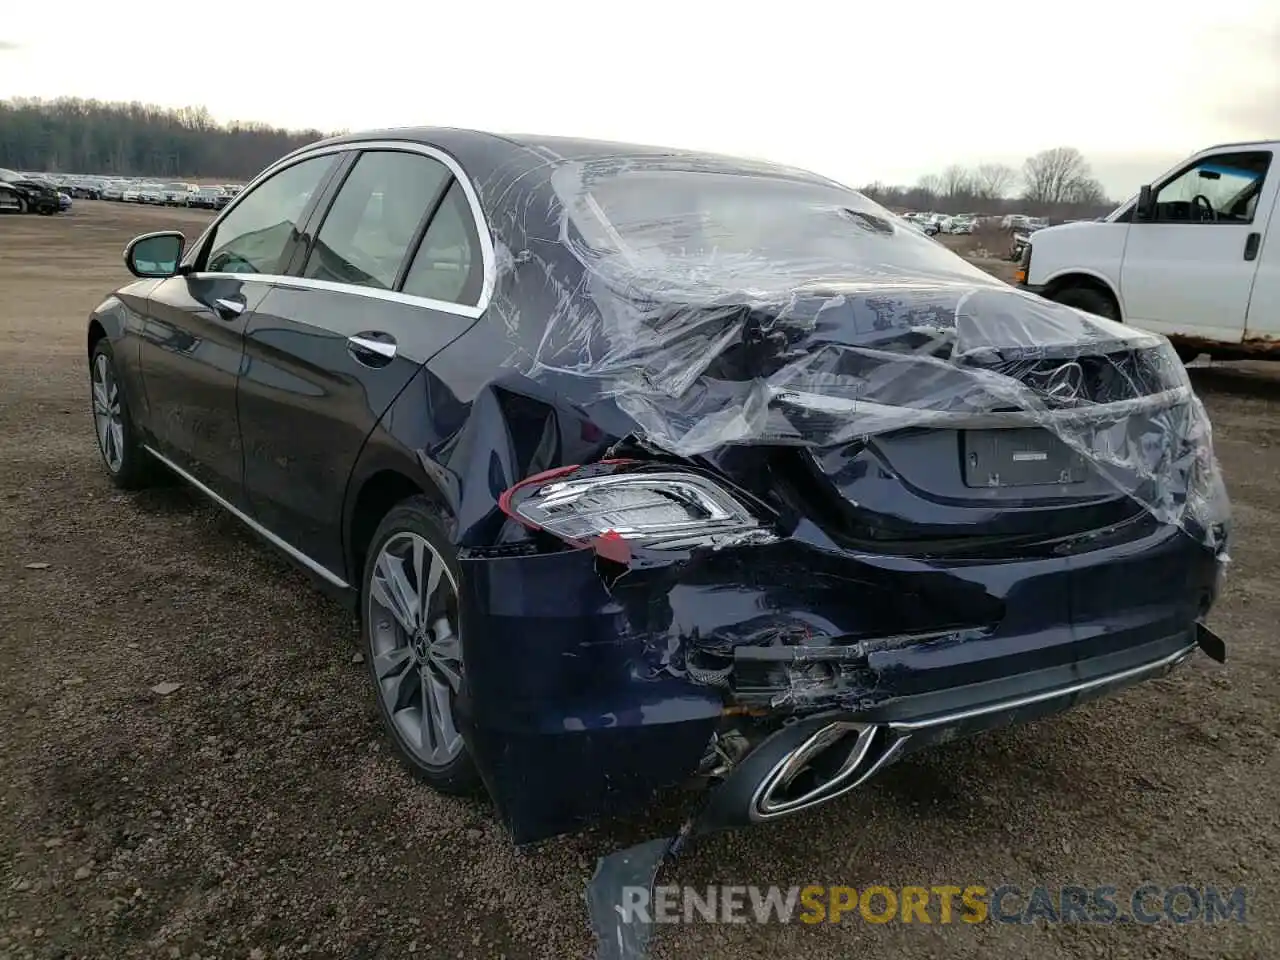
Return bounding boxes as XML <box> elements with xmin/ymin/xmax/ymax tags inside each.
<box><xmin>703</xmin><ymin>640</ymin><xmax>1201</xmax><ymax>832</ymax></box>
<box><xmin>750</xmin><ymin>721</ymin><xmax>892</xmax><ymax>821</ymax></box>
<box><xmin>885</xmin><ymin>642</ymin><xmax>1197</xmax><ymax>734</ymax></box>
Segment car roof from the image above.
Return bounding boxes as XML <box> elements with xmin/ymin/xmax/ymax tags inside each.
<box><xmin>293</xmin><ymin>126</ymin><xmax>853</xmax><ymax>249</ymax></box>
<box><xmin>304</xmin><ymin>126</ymin><xmax>845</xmax><ymax>190</ymax></box>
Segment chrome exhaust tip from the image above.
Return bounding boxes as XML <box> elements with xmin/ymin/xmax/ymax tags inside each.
<box><xmin>697</xmin><ymin>714</ymin><xmax>905</xmax><ymax>832</ymax></box>
<box><xmin>749</xmin><ymin>721</ymin><xmax>900</xmax><ymax>821</ymax></box>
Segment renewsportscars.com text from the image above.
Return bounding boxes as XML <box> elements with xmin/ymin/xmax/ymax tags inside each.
<box><xmin>621</xmin><ymin>884</ymin><xmax>1247</xmax><ymax>925</ymax></box>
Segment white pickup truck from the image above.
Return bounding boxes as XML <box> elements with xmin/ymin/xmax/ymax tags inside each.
<box><xmin>1017</xmin><ymin>140</ymin><xmax>1279</xmax><ymax>360</ymax></box>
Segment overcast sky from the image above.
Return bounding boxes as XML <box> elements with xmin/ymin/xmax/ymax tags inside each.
<box><xmin>1</xmin><ymin>0</ymin><xmax>1277</xmax><ymax>197</ymax></box>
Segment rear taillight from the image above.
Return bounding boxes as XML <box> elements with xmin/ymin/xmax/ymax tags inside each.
<box><xmin>499</xmin><ymin>464</ymin><xmax>772</xmax><ymax>553</ymax></box>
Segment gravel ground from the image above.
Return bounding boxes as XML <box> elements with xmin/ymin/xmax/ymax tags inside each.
<box><xmin>1</xmin><ymin>202</ymin><xmax>1278</xmax><ymax>960</ymax></box>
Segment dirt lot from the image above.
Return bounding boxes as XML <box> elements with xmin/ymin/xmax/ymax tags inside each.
<box><xmin>2</xmin><ymin>202</ymin><xmax>1279</xmax><ymax>960</ymax></box>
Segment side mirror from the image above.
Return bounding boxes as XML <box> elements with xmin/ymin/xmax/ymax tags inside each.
<box><xmin>125</xmin><ymin>231</ymin><xmax>185</xmax><ymax>278</ymax></box>
<box><xmin>1135</xmin><ymin>184</ymin><xmax>1155</xmax><ymax>222</ymax></box>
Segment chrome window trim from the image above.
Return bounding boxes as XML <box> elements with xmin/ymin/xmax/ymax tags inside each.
<box><xmin>184</xmin><ymin>139</ymin><xmax>496</xmax><ymax>320</ymax></box>
<box><xmin>182</xmin><ymin>271</ymin><xmax>487</xmax><ymax>319</ymax></box>
<box><xmin>143</xmin><ymin>445</ymin><xmax>351</xmax><ymax>590</ymax></box>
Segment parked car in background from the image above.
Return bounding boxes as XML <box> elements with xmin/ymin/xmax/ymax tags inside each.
<box><xmin>102</xmin><ymin>181</ymin><xmax>128</xmax><ymax>201</ymax></box>
<box><xmin>0</xmin><ymin>168</ymin><xmax>61</xmax><ymax>214</ymax></box>
<box><xmin>1009</xmin><ymin>229</ymin><xmax>1036</xmax><ymax>261</ymax></box>
<box><xmin>904</xmin><ymin>212</ymin><xmax>943</xmax><ymax>235</ymax></box>
<box><xmin>139</xmin><ymin>183</ymin><xmax>167</xmax><ymax>205</ymax></box>
<box><xmin>67</xmin><ymin>178</ymin><xmax>105</xmax><ymax>199</ymax></box>
<box><xmin>87</xmin><ymin>128</ymin><xmax>1228</xmax><ymax>851</ymax></box>
<box><xmin>898</xmin><ymin>216</ymin><xmax>930</xmax><ymax>238</ymax></box>
<box><xmin>162</xmin><ymin>182</ymin><xmax>197</xmax><ymax>205</ymax></box>
<box><xmin>189</xmin><ymin>185</ymin><xmax>227</xmax><ymax>209</ymax></box>
<box><xmin>58</xmin><ymin>190</ymin><xmax>73</xmax><ymax>212</ymax></box>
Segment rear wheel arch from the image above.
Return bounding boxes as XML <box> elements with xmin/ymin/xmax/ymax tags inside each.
<box><xmin>345</xmin><ymin>467</ymin><xmax>449</xmax><ymax>593</ymax></box>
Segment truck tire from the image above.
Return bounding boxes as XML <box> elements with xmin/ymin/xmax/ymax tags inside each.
<box><xmin>1173</xmin><ymin>344</ymin><xmax>1204</xmax><ymax>364</ymax></box>
<box><xmin>1051</xmin><ymin>285</ymin><xmax>1118</xmax><ymax>322</ymax></box>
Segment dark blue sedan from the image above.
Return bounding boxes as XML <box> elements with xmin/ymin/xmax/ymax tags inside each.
<box><xmin>85</xmin><ymin>128</ymin><xmax>1228</xmax><ymax>848</ymax></box>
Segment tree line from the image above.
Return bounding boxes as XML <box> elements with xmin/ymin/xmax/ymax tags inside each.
<box><xmin>0</xmin><ymin>98</ymin><xmax>331</xmax><ymax>180</ymax></box>
<box><xmin>858</xmin><ymin>147</ymin><xmax>1115</xmax><ymax>220</ymax></box>
<box><xmin>1</xmin><ymin>98</ymin><xmax>1117</xmax><ymax>223</ymax></box>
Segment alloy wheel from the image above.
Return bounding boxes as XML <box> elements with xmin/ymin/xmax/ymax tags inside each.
<box><xmin>91</xmin><ymin>353</ymin><xmax>124</xmax><ymax>473</ymax></box>
<box><xmin>367</xmin><ymin>531</ymin><xmax>465</xmax><ymax>767</ymax></box>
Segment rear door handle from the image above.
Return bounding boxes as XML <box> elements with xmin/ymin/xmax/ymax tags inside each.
<box><xmin>1244</xmin><ymin>232</ymin><xmax>1261</xmax><ymax>262</ymax></box>
<box><xmin>347</xmin><ymin>333</ymin><xmax>398</xmax><ymax>366</ymax></box>
<box><xmin>213</xmin><ymin>297</ymin><xmax>245</xmax><ymax>320</ymax></box>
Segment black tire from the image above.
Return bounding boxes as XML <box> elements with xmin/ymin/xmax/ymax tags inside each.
<box><xmin>89</xmin><ymin>340</ymin><xmax>157</xmax><ymax>490</ymax></box>
<box><xmin>15</xmin><ymin>195</ymin><xmax>28</xmax><ymax>214</ymax></box>
<box><xmin>1051</xmin><ymin>285</ymin><xmax>1118</xmax><ymax>321</ymax></box>
<box><xmin>1173</xmin><ymin>344</ymin><xmax>1204</xmax><ymax>364</ymax></box>
<box><xmin>361</xmin><ymin>496</ymin><xmax>481</xmax><ymax>795</ymax></box>
<box><xmin>37</xmin><ymin>203</ymin><xmax>56</xmax><ymax>216</ymax></box>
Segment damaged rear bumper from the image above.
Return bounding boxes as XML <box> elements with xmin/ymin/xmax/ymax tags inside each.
<box><xmin>700</xmin><ymin>629</ymin><xmax>1203</xmax><ymax>829</ymax></box>
<box><xmin>455</xmin><ymin>516</ymin><xmax>1224</xmax><ymax>845</ymax></box>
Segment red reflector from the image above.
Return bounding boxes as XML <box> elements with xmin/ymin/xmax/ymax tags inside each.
<box><xmin>590</xmin><ymin>529</ymin><xmax>632</xmax><ymax>565</ymax></box>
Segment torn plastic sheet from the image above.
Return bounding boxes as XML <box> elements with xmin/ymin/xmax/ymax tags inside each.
<box><xmin>484</xmin><ymin>149</ymin><xmax>1228</xmax><ymax>552</ymax></box>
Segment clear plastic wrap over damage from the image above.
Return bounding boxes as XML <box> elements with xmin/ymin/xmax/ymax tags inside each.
<box><xmin>492</xmin><ymin>151</ymin><xmax>1228</xmax><ymax>552</ymax></box>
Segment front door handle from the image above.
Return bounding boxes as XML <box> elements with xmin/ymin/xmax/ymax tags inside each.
<box><xmin>213</xmin><ymin>297</ymin><xmax>245</xmax><ymax>320</ymax></box>
<box><xmin>1245</xmin><ymin>232</ymin><xmax>1261</xmax><ymax>262</ymax></box>
<box><xmin>347</xmin><ymin>333</ymin><xmax>398</xmax><ymax>366</ymax></box>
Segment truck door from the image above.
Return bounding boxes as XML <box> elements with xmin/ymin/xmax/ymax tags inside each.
<box><xmin>1120</xmin><ymin>148</ymin><xmax>1275</xmax><ymax>344</ymax></box>
<box><xmin>1245</xmin><ymin>172</ymin><xmax>1280</xmax><ymax>344</ymax></box>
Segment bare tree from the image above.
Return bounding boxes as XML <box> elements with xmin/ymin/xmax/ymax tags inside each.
<box><xmin>916</xmin><ymin>173</ymin><xmax>943</xmax><ymax>198</ymax></box>
<box><xmin>1066</xmin><ymin>177</ymin><xmax>1107</xmax><ymax>206</ymax></box>
<box><xmin>972</xmin><ymin>162</ymin><xmax>1017</xmax><ymax>199</ymax></box>
<box><xmin>842</xmin><ymin>149</ymin><xmax>1112</xmax><ymax>218</ymax></box>
<box><xmin>939</xmin><ymin>164</ymin><xmax>974</xmax><ymax>199</ymax></box>
<box><xmin>1022</xmin><ymin>147</ymin><xmax>1097</xmax><ymax>205</ymax></box>
<box><xmin>0</xmin><ymin>96</ymin><xmax>326</xmax><ymax>178</ymax></box>
<box><xmin>859</xmin><ymin>181</ymin><xmax>905</xmax><ymax>206</ymax></box>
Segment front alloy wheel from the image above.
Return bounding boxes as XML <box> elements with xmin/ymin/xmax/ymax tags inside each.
<box><xmin>363</xmin><ymin>500</ymin><xmax>478</xmax><ymax>793</ymax></box>
<box><xmin>92</xmin><ymin>352</ymin><xmax>125</xmax><ymax>473</ymax></box>
<box><xmin>90</xmin><ymin>341</ymin><xmax>155</xmax><ymax>489</ymax></box>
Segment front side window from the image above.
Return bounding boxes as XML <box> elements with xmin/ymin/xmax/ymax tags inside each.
<box><xmin>203</xmin><ymin>155</ymin><xmax>335</xmax><ymax>274</ymax></box>
<box><xmin>303</xmin><ymin>151</ymin><xmax>451</xmax><ymax>290</ymax></box>
<box><xmin>1153</xmin><ymin>151</ymin><xmax>1271</xmax><ymax>224</ymax></box>
<box><xmin>401</xmin><ymin>180</ymin><xmax>484</xmax><ymax>306</ymax></box>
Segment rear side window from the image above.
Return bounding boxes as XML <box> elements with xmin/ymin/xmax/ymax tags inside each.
<box><xmin>401</xmin><ymin>180</ymin><xmax>484</xmax><ymax>306</ymax></box>
<box><xmin>204</xmin><ymin>156</ymin><xmax>335</xmax><ymax>274</ymax></box>
<box><xmin>303</xmin><ymin>151</ymin><xmax>450</xmax><ymax>290</ymax></box>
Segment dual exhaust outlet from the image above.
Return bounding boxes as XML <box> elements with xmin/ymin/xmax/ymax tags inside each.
<box><xmin>702</xmin><ymin>639</ymin><xmax>1204</xmax><ymax>829</ymax></box>
<box><xmin>749</xmin><ymin>720</ymin><xmax>903</xmax><ymax>821</ymax></box>
<box><xmin>699</xmin><ymin>717</ymin><xmax>905</xmax><ymax>830</ymax></box>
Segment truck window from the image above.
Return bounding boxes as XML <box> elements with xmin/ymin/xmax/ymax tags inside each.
<box><xmin>1153</xmin><ymin>151</ymin><xmax>1271</xmax><ymax>224</ymax></box>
